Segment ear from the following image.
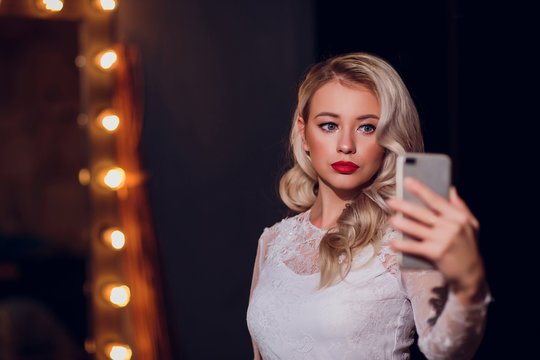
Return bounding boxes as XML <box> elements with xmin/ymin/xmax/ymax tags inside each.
<box><xmin>297</xmin><ymin>117</ymin><xmax>309</xmax><ymax>152</ymax></box>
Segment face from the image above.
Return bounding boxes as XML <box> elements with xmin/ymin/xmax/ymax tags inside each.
<box><xmin>298</xmin><ymin>81</ymin><xmax>385</xmax><ymax>198</ymax></box>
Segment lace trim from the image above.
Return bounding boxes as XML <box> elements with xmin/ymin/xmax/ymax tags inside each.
<box><xmin>377</xmin><ymin>228</ymin><xmax>400</xmax><ymax>276</ymax></box>
<box><xmin>280</xmin><ymin>210</ymin><xmax>325</xmax><ymax>275</ymax></box>
<box><xmin>266</xmin><ymin>211</ymin><xmax>400</xmax><ymax>277</ymax></box>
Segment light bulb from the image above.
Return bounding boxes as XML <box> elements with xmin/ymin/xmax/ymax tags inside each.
<box><xmin>36</xmin><ymin>0</ymin><xmax>63</xmax><ymax>11</ymax></box>
<box><xmin>104</xmin><ymin>284</ymin><xmax>131</xmax><ymax>307</ymax></box>
<box><xmin>102</xmin><ymin>115</ymin><xmax>119</xmax><ymax>131</ymax></box>
<box><xmin>105</xmin><ymin>343</ymin><xmax>132</xmax><ymax>360</ymax></box>
<box><xmin>96</xmin><ymin>50</ymin><xmax>118</xmax><ymax>70</ymax></box>
<box><xmin>97</xmin><ymin>110</ymin><xmax>120</xmax><ymax>132</ymax></box>
<box><xmin>100</xmin><ymin>167</ymin><xmax>126</xmax><ymax>190</ymax></box>
<box><xmin>78</xmin><ymin>168</ymin><xmax>91</xmax><ymax>186</ymax></box>
<box><xmin>96</xmin><ymin>0</ymin><xmax>117</xmax><ymax>11</ymax></box>
<box><xmin>102</xmin><ymin>228</ymin><xmax>125</xmax><ymax>250</ymax></box>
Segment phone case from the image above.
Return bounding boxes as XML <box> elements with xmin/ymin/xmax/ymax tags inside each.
<box><xmin>396</xmin><ymin>153</ymin><xmax>451</xmax><ymax>269</ymax></box>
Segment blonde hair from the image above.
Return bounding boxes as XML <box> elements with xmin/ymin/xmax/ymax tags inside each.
<box><xmin>279</xmin><ymin>53</ymin><xmax>424</xmax><ymax>287</ymax></box>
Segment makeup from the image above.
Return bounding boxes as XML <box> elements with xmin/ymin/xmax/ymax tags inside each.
<box><xmin>331</xmin><ymin>161</ymin><xmax>359</xmax><ymax>174</ymax></box>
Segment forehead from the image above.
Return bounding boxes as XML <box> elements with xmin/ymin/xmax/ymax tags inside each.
<box><xmin>309</xmin><ymin>81</ymin><xmax>380</xmax><ymax>115</ymax></box>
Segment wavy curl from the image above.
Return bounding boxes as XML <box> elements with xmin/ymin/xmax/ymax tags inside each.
<box><xmin>278</xmin><ymin>53</ymin><xmax>424</xmax><ymax>287</ymax></box>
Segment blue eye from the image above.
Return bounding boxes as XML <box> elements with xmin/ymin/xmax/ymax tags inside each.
<box><xmin>320</xmin><ymin>122</ymin><xmax>338</xmax><ymax>132</ymax></box>
<box><xmin>359</xmin><ymin>124</ymin><xmax>376</xmax><ymax>134</ymax></box>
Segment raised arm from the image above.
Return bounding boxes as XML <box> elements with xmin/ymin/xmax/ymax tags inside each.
<box><xmin>386</xmin><ymin>177</ymin><xmax>490</xmax><ymax>359</ymax></box>
<box><xmin>401</xmin><ymin>268</ymin><xmax>489</xmax><ymax>359</ymax></box>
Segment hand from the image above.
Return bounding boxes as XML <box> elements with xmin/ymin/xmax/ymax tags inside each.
<box><xmin>386</xmin><ymin>177</ymin><xmax>486</xmax><ymax>305</ymax></box>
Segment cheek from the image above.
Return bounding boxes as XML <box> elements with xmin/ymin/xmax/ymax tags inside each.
<box><xmin>304</xmin><ymin>129</ymin><xmax>327</xmax><ymax>155</ymax></box>
<box><xmin>361</xmin><ymin>142</ymin><xmax>385</xmax><ymax>168</ymax></box>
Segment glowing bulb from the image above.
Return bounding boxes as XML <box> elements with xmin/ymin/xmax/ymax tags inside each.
<box><xmin>96</xmin><ymin>50</ymin><xmax>118</xmax><ymax>70</ymax></box>
<box><xmin>84</xmin><ymin>339</ymin><xmax>97</xmax><ymax>354</ymax></box>
<box><xmin>102</xmin><ymin>114</ymin><xmax>119</xmax><ymax>131</ymax></box>
<box><xmin>97</xmin><ymin>0</ymin><xmax>117</xmax><ymax>11</ymax></box>
<box><xmin>97</xmin><ymin>110</ymin><xmax>120</xmax><ymax>132</ymax></box>
<box><xmin>104</xmin><ymin>284</ymin><xmax>131</xmax><ymax>307</ymax></box>
<box><xmin>78</xmin><ymin>168</ymin><xmax>91</xmax><ymax>186</ymax></box>
<box><xmin>105</xmin><ymin>343</ymin><xmax>132</xmax><ymax>360</ymax></box>
<box><xmin>102</xmin><ymin>228</ymin><xmax>125</xmax><ymax>250</ymax></box>
<box><xmin>36</xmin><ymin>0</ymin><xmax>63</xmax><ymax>11</ymax></box>
<box><xmin>101</xmin><ymin>167</ymin><xmax>126</xmax><ymax>190</ymax></box>
<box><xmin>74</xmin><ymin>55</ymin><xmax>86</xmax><ymax>68</ymax></box>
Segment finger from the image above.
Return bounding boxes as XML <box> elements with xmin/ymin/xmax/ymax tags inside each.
<box><xmin>390</xmin><ymin>238</ymin><xmax>438</xmax><ymax>259</ymax></box>
<box><xmin>386</xmin><ymin>197</ymin><xmax>438</xmax><ymax>227</ymax></box>
<box><xmin>406</xmin><ymin>178</ymin><xmax>473</xmax><ymax>226</ymax></box>
<box><xmin>388</xmin><ymin>214</ymin><xmax>432</xmax><ymax>240</ymax></box>
<box><xmin>449</xmin><ymin>187</ymin><xmax>480</xmax><ymax>231</ymax></box>
<box><xmin>449</xmin><ymin>187</ymin><xmax>469</xmax><ymax>212</ymax></box>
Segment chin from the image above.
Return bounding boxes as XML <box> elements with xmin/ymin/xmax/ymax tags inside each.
<box><xmin>325</xmin><ymin>181</ymin><xmax>365</xmax><ymax>197</ymax></box>
<box><xmin>318</xmin><ymin>173</ymin><xmax>375</xmax><ymax>195</ymax></box>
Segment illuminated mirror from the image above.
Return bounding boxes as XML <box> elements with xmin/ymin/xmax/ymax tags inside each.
<box><xmin>0</xmin><ymin>1</ymin><xmax>118</xmax><ymax>358</ymax></box>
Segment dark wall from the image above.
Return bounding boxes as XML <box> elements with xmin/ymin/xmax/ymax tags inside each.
<box><xmin>0</xmin><ymin>18</ymin><xmax>88</xmax><ymax>358</ymax></box>
<box><xmin>118</xmin><ymin>1</ymin><xmax>315</xmax><ymax>358</ymax></box>
<box><xmin>119</xmin><ymin>0</ymin><xmax>535</xmax><ymax>358</ymax></box>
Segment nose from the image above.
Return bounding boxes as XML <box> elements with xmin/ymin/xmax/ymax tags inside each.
<box><xmin>337</xmin><ymin>129</ymin><xmax>356</xmax><ymax>154</ymax></box>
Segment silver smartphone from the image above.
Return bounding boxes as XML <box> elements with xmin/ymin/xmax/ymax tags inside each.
<box><xmin>396</xmin><ymin>153</ymin><xmax>452</xmax><ymax>269</ymax></box>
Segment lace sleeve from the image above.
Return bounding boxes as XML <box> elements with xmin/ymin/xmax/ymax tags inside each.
<box><xmin>249</xmin><ymin>225</ymin><xmax>278</xmax><ymax>299</ymax></box>
<box><xmin>379</xmin><ymin>229</ymin><xmax>490</xmax><ymax>359</ymax></box>
<box><xmin>248</xmin><ymin>225</ymin><xmax>279</xmax><ymax>360</ymax></box>
<box><xmin>401</xmin><ymin>264</ymin><xmax>490</xmax><ymax>359</ymax></box>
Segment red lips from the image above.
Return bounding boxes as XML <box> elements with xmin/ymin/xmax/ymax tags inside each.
<box><xmin>331</xmin><ymin>161</ymin><xmax>359</xmax><ymax>174</ymax></box>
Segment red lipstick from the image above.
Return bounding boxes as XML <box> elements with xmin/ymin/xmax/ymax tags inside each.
<box><xmin>331</xmin><ymin>161</ymin><xmax>359</xmax><ymax>174</ymax></box>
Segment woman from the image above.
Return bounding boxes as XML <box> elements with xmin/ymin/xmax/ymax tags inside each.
<box><xmin>246</xmin><ymin>53</ymin><xmax>489</xmax><ymax>359</ymax></box>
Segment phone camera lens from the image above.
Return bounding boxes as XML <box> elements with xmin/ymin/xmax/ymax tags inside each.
<box><xmin>405</xmin><ymin>158</ymin><xmax>417</xmax><ymax>164</ymax></box>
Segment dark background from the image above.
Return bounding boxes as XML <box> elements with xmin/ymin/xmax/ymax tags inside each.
<box><xmin>0</xmin><ymin>17</ymin><xmax>87</xmax><ymax>359</ymax></box>
<box><xmin>120</xmin><ymin>0</ymin><xmax>534</xmax><ymax>359</ymax></box>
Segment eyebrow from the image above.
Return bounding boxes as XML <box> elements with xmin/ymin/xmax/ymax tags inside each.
<box><xmin>314</xmin><ymin>112</ymin><xmax>380</xmax><ymax>120</ymax></box>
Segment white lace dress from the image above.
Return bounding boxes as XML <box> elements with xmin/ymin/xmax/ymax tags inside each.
<box><xmin>246</xmin><ymin>210</ymin><xmax>489</xmax><ymax>360</ymax></box>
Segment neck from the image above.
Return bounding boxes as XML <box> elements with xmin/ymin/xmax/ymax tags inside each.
<box><xmin>309</xmin><ymin>180</ymin><xmax>359</xmax><ymax>230</ymax></box>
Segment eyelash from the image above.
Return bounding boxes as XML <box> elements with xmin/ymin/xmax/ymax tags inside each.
<box><xmin>319</xmin><ymin>122</ymin><xmax>376</xmax><ymax>134</ymax></box>
<box><xmin>320</xmin><ymin>122</ymin><xmax>338</xmax><ymax>132</ymax></box>
<box><xmin>360</xmin><ymin>124</ymin><xmax>376</xmax><ymax>134</ymax></box>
